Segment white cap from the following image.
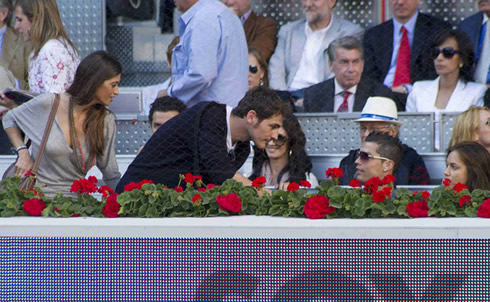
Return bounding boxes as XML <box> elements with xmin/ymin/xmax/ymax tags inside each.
<box><xmin>354</xmin><ymin>96</ymin><xmax>402</xmax><ymax>126</ymax></box>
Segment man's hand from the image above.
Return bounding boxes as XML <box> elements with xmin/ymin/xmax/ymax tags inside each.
<box><xmin>391</xmin><ymin>85</ymin><xmax>408</xmax><ymax>94</ymax></box>
<box><xmin>157</xmin><ymin>89</ymin><xmax>168</xmax><ymax>98</ymax></box>
<box><xmin>0</xmin><ymin>91</ymin><xmax>18</xmax><ymax>110</ymax></box>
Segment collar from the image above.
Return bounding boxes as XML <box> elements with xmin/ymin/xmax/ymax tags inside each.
<box><xmin>393</xmin><ymin>11</ymin><xmax>418</xmax><ymax>34</ymax></box>
<box><xmin>334</xmin><ymin>78</ymin><xmax>357</xmax><ymax>95</ymax></box>
<box><xmin>483</xmin><ymin>13</ymin><xmax>488</xmax><ymax>25</ymax></box>
<box><xmin>226</xmin><ymin>106</ymin><xmax>237</xmax><ymax>152</ymax></box>
<box><xmin>241</xmin><ymin>8</ymin><xmax>252</xmax><ymax>24</ymax></box>
<box><xmin>304</xmin><ymin>15</ymin><xmax>333</xmax><ymax>35</ymax></box>
<box><xmin>179</xmin><ymin>0</ymin><xmax>206</xmax><ymax>32</ymax></box>
<box><xmin>0</xmin><ymin>24</ymin><xmax>7</xmax><ymax>36</ymax></box>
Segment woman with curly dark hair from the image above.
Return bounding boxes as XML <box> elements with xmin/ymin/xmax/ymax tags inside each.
<box><xmin>249</xmin><ymin>114</ymin><xmax>318</xmax><ymax>188</ymax></box>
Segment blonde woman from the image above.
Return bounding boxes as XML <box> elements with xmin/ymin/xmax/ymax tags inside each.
<box><xmin>449</xmin><ymin>106</ymin><xmax>490</xmax><ymax>153</ymax></box>
<box><xmin>14</xmin><ymin>0</ymin><xmax>79</xmax><ymax>94</ymax></box>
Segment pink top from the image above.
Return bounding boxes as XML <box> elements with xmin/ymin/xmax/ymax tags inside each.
<box><xmin>28</xmin><ymin>39</ymin><xmax>80</xmax><ymax>94</ymax></box>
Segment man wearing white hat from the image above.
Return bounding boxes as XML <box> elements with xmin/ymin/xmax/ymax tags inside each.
<box><xmin>339</xmin><ymin>96</ymin><xmax>430</xmax><ymax>185</ymax></box>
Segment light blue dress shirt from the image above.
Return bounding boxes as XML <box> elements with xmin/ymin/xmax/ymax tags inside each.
<box><xmin>0</xmin><ymin>24</ymin><xmax>6</xmax><ymax>59</ymax></box>
<box><xmin>384</xmin><ymin>11</ymin><xmax>418</xmax><ymax>88</ymax></box>
<box><xmin>168</xmin><ymin>0</ymin><xmax>248</xmax><ymax>108</ymax></box>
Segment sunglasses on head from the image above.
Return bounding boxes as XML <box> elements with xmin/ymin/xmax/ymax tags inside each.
<box><xmin>357</xmin><ymin>151</ymin><xmax>391</xmax><ymax>162</ymax></box>
<box><xmin>249</xmin><ymin>65</ymin><xmax>258</xmax><ymax>74</ymax></box>
<box><xmin>431</xmin><ymin>47</ymin><xmax>462</xmax><ymax>59</ymax></box>
<box><xmin>270</xmin><ymin>134</ymin><xmax>288</xmax><ymax>146</ymax></box>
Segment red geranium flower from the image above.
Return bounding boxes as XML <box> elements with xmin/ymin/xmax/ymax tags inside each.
<box><xmin>97</xmin><ymin>185</ymin><xmax>114</xmax><ymax>198</ymax></box>
<box><xmin>372</xmin><ymin>190</ymin><xmax>386</xmax><ymax>203</ymax></box>
<box><xmin>443</xmin><ymin>178</ymin><xmax>451</xmax><ymax>187</ymax></box>
<box><xmin>363</xmin><ymin>177</ymin><xmax>383</xmax><ymax>195</ymax></box>
<box><xmin>192</xmin><ymin>194</ymin><xmax>202</xmax><ymax>203</ymax></box>
<box><xmin>477</xmin><ymin>198</ymin><xmax>490</xmax><ymax>218</ymax></box>
<box><xmin>304</xmin><ymin>195</ymin><xmax>335</xmax><ymax>219</ymax></box>
<box><xmin>24</xmin><ymin>171</ymin><xmax>32</xmax><ymax>177</ymax></box>
<box><xmin>382</xmin><ymin>174</ymin><xmax>396</xmax><ymax>185</ymax></box>
<box><xmin>70</xmin><ymin>178</ymin><xmax>98</xmax><ymax>194</ymax></box>
<box><xmin>458</xmin><ymin>195</ymin><xmax>471</xmax><ymax>207</ymax></box>
<box><xmin>453</xmin><ymin>183</ymin><xmax>468</xmax><ymax>193</ymax></box>
<box><xmin>251</xmin><ymin>176</ymin><xmax>267</xmax><ymax>188</ymax></box>
<box><xmin>123</xmin><ymin>179</ymin><xmax>154</xmax><ymax>192</ymax></box>
<box><xmin>421</xmin><ymin>191</ymin><xmax>430</xmax><ymax>199</ymax></box>
<box><xmin>287</xmin><ymin>182</ymin><xmax>300</xmax><ymax>192</ymax></box>
<box><xmin>184</xmin><ymin>173</ymin><xmax>195</xmax><ymax>184</ymax></box>
<box><xmin>325</xmin><ymin>168</ymin><xmax>343</xmax><ymax>178</ymax></box>
<box><xmin>216</xmin><ymin>193</ymin><xmax>242</xmax><ymax>213</ymax></box>
<box><xmin>382</xmin><ymin>187</ymin><xmax>393</xmax><ymax>199</ymax></box>
<box><xmin>174</xmin><ymin>186</ymin><xmax>184</xmax><ymax>193</ymax></box>
<box><xmin>198</xmin><ymin>188</ymin><xmax>207</xmax><ymax>193</ymax></box>
<box><xmin>102</xmin><ymin>193</ymin><xmax>120</xmax><ymax>218</ymax></box>
<box><xmin>207</xmin><ymin>184</ymin><xmax>216</xmax><ymax>189</ymax></box>
<box><xmin>349</xmin><ymin>179</ymin><xmax>361</xmax><ymax>188</ymax></box>
<box><xmin>88</xmin><ymin>176</ymin><xmax>98</xmax><ymax>184</ymax></box>
<box><xmin>300</xmin><ymin>180</ymin><xmax>311</xmax><ymax>188</ymax></box>
<box><xmin>23</xmin><ymin>198</ymin><xmax>46</xmax><ymax>216</ymax></box>
<box><xmin>72</xmin><ymin>214</ymin><xmax>80</xmax><ymax>217</ymax></box>
<box><xmin>406</xmin><ymin>200</ymin><xmax>429</xmax><ymax>217</ymax></box>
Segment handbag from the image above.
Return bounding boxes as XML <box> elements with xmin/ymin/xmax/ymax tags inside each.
<box><xmin>1</xmin><ymin>94</ymin><xmax>60</xmax><ymax>190</ymax></box>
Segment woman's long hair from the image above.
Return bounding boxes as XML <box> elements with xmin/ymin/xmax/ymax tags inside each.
<box><xmin>250</xmin><ymin>115</ymin><xmax>312</xmax><ymax>184</ymax></box>
<box><xmin>446</xmin><ymin>142</ymin><xmax>490</xmax><ymax>191</ymax></box>
<box><xmin>15</xmin><ymin>0</ymin><xmax>77</xmax><ymax>57</ymax></box>
<box><xmin>66</xmin><ymin>51</ymin><xmax>122</xmax><ymax>158</ymax></box>
<box><xmin>449</xmin><ymin>106</ymin><xmax>489</xmax><ymax>148</ymax></box>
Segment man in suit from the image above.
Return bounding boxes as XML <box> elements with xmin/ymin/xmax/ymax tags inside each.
<box><xmin>116</xmin><ymin>87</ymin><xmax>291</xmax><ymax>192</ymax></box>
<box><xmin>222</xmin><ymin>0</ymin><xmax>278</xmax><ymax>62</ymax></box>
<box><xmin>268</xmin><ymin>0</ymin><xmax>363</xmax><ymax>99</ymax></box>
<box><xmin>458</xmin><ymin>0</ymin><xmax>490</xmax><ymax>87</ymax></box>
<box><xmin>363</xmin><ymin>0</ymin><xmax>451</xmax><ymax>96</ymax></box>
<box><xmin>303</xmin><ymin>36</ymin><xmax>396</xmax><ymax>112</ymax></box>
<box><xmin>0</xmin><ymin>0</ymin><xmax>30</xmax><ymax>90</ymax></box>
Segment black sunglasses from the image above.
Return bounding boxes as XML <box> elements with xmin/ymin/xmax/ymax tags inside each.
<box><xmin>431</xmin><ymin>47</ymin><xmax>462</xmax><ymax>59</ymax></box>
<box><xmin>249</xmin><ymin>65</ymin><xmax>258</xmax><ymax>74</ymax></box>
<box><xmin>357</xmin><ymin>151</ymin><xmax>391</xmax><ymax>162</ymax></box>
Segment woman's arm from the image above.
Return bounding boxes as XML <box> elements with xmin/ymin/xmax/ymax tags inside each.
<box><xmin>4</xmin><ymin>126</ymin><xmax>34</xmax><ymax>176</ymax></box>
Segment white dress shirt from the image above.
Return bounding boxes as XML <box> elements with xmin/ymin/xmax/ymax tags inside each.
<box><xmin>333</xmin><ymin>78</ymin><xmax>357</xmax><ymax>113</ymax></box>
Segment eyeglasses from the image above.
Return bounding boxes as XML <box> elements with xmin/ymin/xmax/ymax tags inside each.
<box><xmin>270</xmin><ymin>134</ymin><xmax>288</xmax><ymax>146</ymax></box>
<box><xmin>360</xmin><ymin>125</ymin><xmax>390</xmax><ymax>133</ymax></box>
<box><xmin>357</xmin><ymin>150</ymin><xmax>391</xmax><ymax>162</ymax></box>
<box><xmin>431</xmin><ymin>47</ymin><xmax>462</xmax><ymax>60</ymax></box>
<box><xmin>249</xmin><ymin>65</ymin><xmax>258</xmax><ymax>74</ymax></box>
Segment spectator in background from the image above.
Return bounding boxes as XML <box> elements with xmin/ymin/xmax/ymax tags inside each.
<box><xmin>249</xmin><ymin>114</ymin><xmax>318</xmax><ymax>189</ymax></box>
<box><xmin>13</xmin><ymin>0</ymin><xmax>79</xmax><ymax>94</ymax></box>
<box><xmin>303</xmin><ymin>36</ymin><xmax>396</xmax><ymax>112</ymax></box>
<box><xmin>363</xmin><ymin>0</ymin><xmax>451</xmax><ymax>98</ymax></box>
<box><xmin>406</xmin><ymin>29</ymin><xmax>486</xmax><ymax>151</ymax></box>
<box><xmin>143</xmin><ymin>36</ymin><xmax>179</xmax><ymax>116</ymax></box>
<box><xmin>222</xmin><ymin>0</ymin><xmax>278</xmax><ymax>62</ymax></box>
<box><xmin>248</xmin><ymin>48</ymin><xmax>269</xmax><ymax>90</ymax></box>
<box><xmin>149</xmin><ymin>96</ymin><xmax>186</xmax><ymax>134</ymax></box>
<box><xmin>157</xmin><ymin>0</ymin><xmax>248</xmax><ymax>108</ymax></box>
<box><xmin>444</xmin><ymin>142</ymin><xmax>490</xmax><ymax>191</ymax></box>
<box><xmin>458</xmin><ymin>0</ymin><xmax>490</xmax><ymax>87</ymax></box>
<box><xmin>0</xmin><ymin>0</ymin><xmax>30</xmax><ymax>90</ymax></box>
<box><xmin>355</xmin><ymin>132</ymin><xmax>403</xmax><ymax>184</ymax></box>
<box><xmin>485</xmin><ymin>88</ymin><xmax>490</xmax><ymax>107</ymax></box>
<box><xmin>449</xmin><ymin>106</ymin><xmax>490</xmax><ymax>153</ymax></box>
<box><xmin>340</xmin><ymin>96</ymin><xmax>430</xmax><ymax>185</ymax></box>
<box><xmin>268</xmin><ymin>0</ymin><xmax>363</xmax><ymax>102</ymax></box>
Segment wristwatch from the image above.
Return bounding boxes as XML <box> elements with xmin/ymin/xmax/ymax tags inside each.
<box><xmin>15</xmin><ymin>145</ymin><xmax>28</xmax><ymax>154</ymax></box>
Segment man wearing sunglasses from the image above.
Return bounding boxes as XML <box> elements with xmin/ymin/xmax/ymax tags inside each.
<box><xmin>339</xmin><ymin>96</ymin><xmax>430</xmax><ymax>185</ymax></box>
<box><xmin>354</xmin><ymin>132</ymin><xmax>403</xmax><ymax>184</ymax></box>
<box><xmin>458</xmin><ymin>0</ymin><xmax>490</xmax><ymax>87</ymax></box>
<box><xmin>362</xmin><ymin>0</ymin><xmax>451</xmax><ymax>95</ymax></box>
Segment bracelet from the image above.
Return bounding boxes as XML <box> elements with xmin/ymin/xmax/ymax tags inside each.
<box><xmin>15</xmin><ymin>145</ymin><xmax>28</xmax><ymax>153</ymax></box>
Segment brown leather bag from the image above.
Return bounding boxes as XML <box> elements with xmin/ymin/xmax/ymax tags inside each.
<box><xmin>1</xmin><ymin>94</ymin><xmax>60</xmax><ymax>190</ymax></box>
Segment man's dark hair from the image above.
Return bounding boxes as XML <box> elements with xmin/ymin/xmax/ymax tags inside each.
<box><xmin>365</xmin><ymin>131</ymin><xmax>403</xmax><ymax>174</ymax></box>
<box><xmin>149</xmin><ymin>96</ymin><xmax>186</xmax><ymax>124</ymax></box>
<box><xmin>232</xmin><ymin>86</ymin><xmax>291</xmax><ymax>121</ymax></box>
<box><xmin>327</xmin><ymin>36</ymin><xmax>364</xmax><ymax>62</ymax></box>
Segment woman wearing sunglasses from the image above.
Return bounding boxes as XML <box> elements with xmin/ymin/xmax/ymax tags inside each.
<box><xmin>248</xmin><ymin>48</ymin><xmax>269</xmax><ymax>90</ymax></box>
<box><xmin>406</xmin><ymin>29</ymin><xmax>486</xmax><ymax>151</ymax></box>
<box><xmin>249</xmin><ymin>114</ymin><xmax>318</xmax><ymax>189</ymax></box>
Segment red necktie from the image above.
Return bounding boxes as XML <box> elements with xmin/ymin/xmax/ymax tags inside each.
<box><xmin>393</xmin><ymin>26</ymin><xmax>411</xmax><ymax>87</ymax></box>
<box><xmin>337</xmin><ymin>91</ymin><xmax>350</xmax><ymax>112</ymax></box>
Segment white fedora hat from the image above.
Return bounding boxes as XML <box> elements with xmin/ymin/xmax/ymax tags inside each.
<box><xmin>354</xmin><ymin>96</ymin><xmax>402</xmax><ymax>126</ymax></box>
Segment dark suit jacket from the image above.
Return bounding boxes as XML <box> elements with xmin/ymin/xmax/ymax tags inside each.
<box><xmin>458</xmin><ymin>12</ymin><xmax>484</xmax><ymax>62</ymax></box>
<box><xmin>116</xmin><ymin>102</ymin><xmax>250</xmax><ymax>192</ymax></box>
<box><xmin>0</xmin><ymin>27</ymin><xmax>31</xmax><ymax>89</ymax></box>
<box><xmin>243</xmin><ymin>11</ymin><xmax>278</xmax><ymax>62</ymax></box>
<box><xmin>303</xmin><ymin>77</ymin><xmax>399</xmax><ymax>112</ymax></box>
<box><xmin>363</xmin><ymin>13</ymin><xmax>451</xmax><ymax>85</ymax></box>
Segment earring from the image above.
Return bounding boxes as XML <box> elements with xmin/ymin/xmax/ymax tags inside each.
<box><xmin>259</xmin><ymin>78</ymin><xmax>264</xmax><ymax>86</ymax></box>
<box><xmin>383</xmin><ymin>168</ymin><xmax>387</xmax><ymax>172</ymax></box>
<box><xmin>289</xmin><ymin>150</ymin><xmax>292</xmax><ymax>157</ymax></box>
<box><xmin>459</xmin><ymin>63</ymin><xmax>463</xmax><ymax>68</ymax></box>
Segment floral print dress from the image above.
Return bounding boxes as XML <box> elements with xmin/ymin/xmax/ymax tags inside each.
<box><xmin>28</xmin><ymin>39</ymin><xmax>80</xmax><ymax>94</ymax></box>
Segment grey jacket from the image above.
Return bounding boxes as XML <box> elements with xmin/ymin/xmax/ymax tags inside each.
<box><xmin>268</xmin><ymin>16</ymin><xmax>363</xmax><ymax>90</ymax></box>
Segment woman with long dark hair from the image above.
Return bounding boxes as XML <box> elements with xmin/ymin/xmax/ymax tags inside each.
<box><xmin>249</xmin><ymin>114</ymin><xmax>318</xmax><ymax>188</ymax></box>
<box><xmin>3</xmin><ymin>51</ymin><xmax>121</xmax><ymax>196</ymax></box>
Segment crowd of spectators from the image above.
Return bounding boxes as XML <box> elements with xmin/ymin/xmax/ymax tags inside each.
<box><xmin>0</xmin><ymin>0</ymin><xmax>489</xmax><ymax>194</ymax></box>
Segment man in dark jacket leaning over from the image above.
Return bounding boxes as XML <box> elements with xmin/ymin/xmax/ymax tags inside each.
<box><xmin>339</xmin><ymin>96</ymin><xmax>430</xmax><ymax>185</ymax></box>
<box><xmin>116</xmin><ymin>87</ymin><xmax>291</xmax><ymax>192</ymax></box>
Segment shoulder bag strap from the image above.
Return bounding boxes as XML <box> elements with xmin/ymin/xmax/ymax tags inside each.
<box><xmin>31</xmin><ymin>94</ymin><xmax>60</xmax><ymax>176</ymax></box>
